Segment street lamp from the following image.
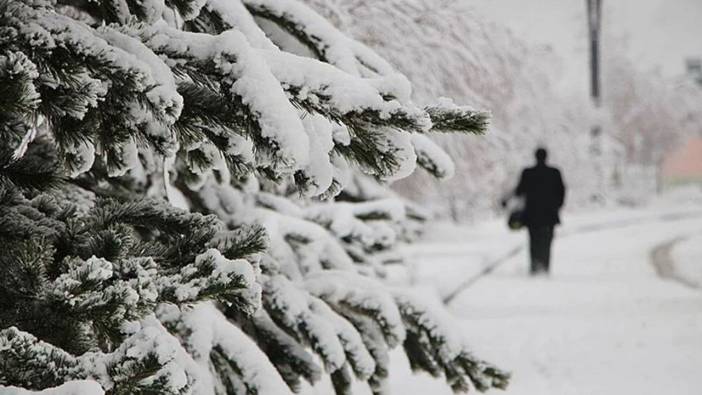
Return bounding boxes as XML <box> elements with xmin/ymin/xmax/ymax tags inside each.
<box><xmin>587</xmin><ymin>0</ymin><xmax>602</xmax><ymax>107</ymax></box>
<box><xmin>586</xmin><ymin>0</ymin><xmax>605</xmax><ymax>201</ymax></box>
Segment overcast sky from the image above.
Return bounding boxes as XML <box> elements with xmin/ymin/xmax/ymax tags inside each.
<box><xmin>467</xmin><ymin>0</ymin><xmax>702</xmax><ymax>93</ymax></box>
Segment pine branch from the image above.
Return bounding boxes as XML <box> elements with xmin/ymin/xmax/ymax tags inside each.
<box><xmin>0</xmin><ymin>139</ymin><xmax>66</xmax><ymax>192</ymax></box>
<box><xmin>425</xmin><ymin>105</ymin><xmax>490</xmax><ymax>135</ymax></box>
<box><xmin>0</xmin><ymin>328</ymin><xmax>85</xmax><ymax>390</ymax></box>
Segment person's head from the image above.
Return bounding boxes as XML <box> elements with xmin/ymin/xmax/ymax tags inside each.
<box><xmin>535</xmin><ymin>147</ymin><xmax>547</xmax><ymax>165</ymax></box>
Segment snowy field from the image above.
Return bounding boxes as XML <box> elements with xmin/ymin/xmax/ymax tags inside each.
<box><xmin>385</xmin><ymin>189</ymin><xmax>702</xmax><ymax>395</ymax></box>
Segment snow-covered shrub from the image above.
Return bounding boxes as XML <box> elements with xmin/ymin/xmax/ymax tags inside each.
<box><xmin>0</xmin><ymin>0</ymin><xmax>508</xmax><ymax>394</ymax></box>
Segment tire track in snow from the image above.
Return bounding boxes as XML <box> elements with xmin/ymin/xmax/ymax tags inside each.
<box><xmin>650</xmin><ymin>236</ymin><xmax>701</xmax><ymax>290</ymax></box>
<box><xmin>442</xmin><ymin>244</ymin><xmax>523</xmax><ymax>304</ymax></box>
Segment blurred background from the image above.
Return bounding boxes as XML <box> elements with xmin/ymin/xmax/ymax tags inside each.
<box><xmin>296</xmin><ymin>2</ymin><xmax>702</xmax><ymax>394</ymax></box>
<box><xmin>304</xmin><ymin>0</ymin><xmax>702</xmax><ymax>221</ymax></box>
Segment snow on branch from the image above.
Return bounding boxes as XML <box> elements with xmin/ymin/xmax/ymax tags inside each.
<box><xmin>0</xmin><ymin>325</ymin><xmax>191</xmax><ymax>394</ymax></box>
<box><xmin>243</xmin><ymin>0</ymin><xmax>396</xmax><ymax>77</ymax></box>
<box><xmin>0</xmin><ymin>380</ymin><xmax>105</xmax><ymax>395</ymax></box>
<box><xmin>136</xmin><ymin>21</ymin><xmax>311</xmax><ymax>172</ymax></box>
<box><xmin>260</xmin><ymin>49</ymin><xmax>429</xmax><ymax>133</ymax></box>
<box><xmin>304</xmin><ymin>270</ymin><xmax>406</xmax><ymax>348</ymax></box>
<box><xmin>394</xmin><ymin>290</ymin><xmax>511</xmax><ymax>392</ymax></box>
<box><xmin>157</xmin><ymin>302</ymin><xmax>292</xmax><ymax>394</ymax></box>
<box><xmin>425</xmin><ymin>98</ymin><xmax>490</xmax><ymax>135</ymax></box>
<box><xmin>412</xmin><ymin>133</ymin><xmax>457</xmax><ymax>179</ymax></box>
<box><xmin>192</xmin><ymin>0</ymin><xmax>278</xmax><ymax>50</ymax></box>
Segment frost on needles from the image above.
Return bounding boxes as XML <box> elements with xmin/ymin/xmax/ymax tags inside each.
<box><xmin>0</xmin><ymin>0</ymin><xmax>508</xmax><ymax>394</ymax></box>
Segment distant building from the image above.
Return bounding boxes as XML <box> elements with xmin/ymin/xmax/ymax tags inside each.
<box><xmin>661</xmin><ymin>137</ymin><xmax>702</xmax><ymax>187</ymax></box>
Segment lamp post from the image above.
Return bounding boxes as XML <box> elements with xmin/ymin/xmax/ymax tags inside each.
<box><xmin>587</xmin><ymin>0</ymin><xmax>602</xmax><ymax>107</ymax></box>
<box><xmin>586</xmin><ymin>0</ymin><xmax>604</xmax><ymax>201</ymax></box>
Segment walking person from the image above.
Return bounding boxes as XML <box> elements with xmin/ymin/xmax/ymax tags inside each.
<box><xmin>505</xmin><ymin>148</ymin><xmax>566</xmax><ymax>275</ymax></box>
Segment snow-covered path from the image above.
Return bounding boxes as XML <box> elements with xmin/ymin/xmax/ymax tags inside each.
<box><xmin>391</xmin><ymin>195</ymin><xmax>702</xmax><ymax>395</ymax></box>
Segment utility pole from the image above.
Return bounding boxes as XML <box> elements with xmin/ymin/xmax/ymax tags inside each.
<box><xmin>586</xmin><ymin>0</ymin><xmax>605</xmax><ymax>201</ymax></box>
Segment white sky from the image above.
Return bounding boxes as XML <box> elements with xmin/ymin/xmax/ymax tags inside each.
<box><xmin>466</xmin><ymin>0</ymin><xmax>702</xmax><ymax>93</ymax></box>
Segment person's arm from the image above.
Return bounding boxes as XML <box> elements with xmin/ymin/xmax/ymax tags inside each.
<box><xmin>501</xmin><ymin>170</ymin><xmax>527</xmax><ymax>208</ymax></box>
<box><xmin>515</xmin><ymin>169</ymin><xmax>528</xmax><ymax>197</ymax></box>
<box><xmin>555</xmin><ymin>169</ymin><xmax>565</xmax><ymax>208</ymax></box>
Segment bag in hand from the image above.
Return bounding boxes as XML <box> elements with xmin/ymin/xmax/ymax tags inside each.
<box><xmin>508</xmin><ymin>209</ymin><xmax>524</xmax><ymax>230</ymax></box>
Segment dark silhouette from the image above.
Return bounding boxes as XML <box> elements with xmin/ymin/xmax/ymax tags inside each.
<box><xmin>511</xmin><ymin>148</ymin><xmax>565</xmax><ymax>275</ymax></box>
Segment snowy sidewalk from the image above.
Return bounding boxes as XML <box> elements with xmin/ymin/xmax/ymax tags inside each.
<box><xmin>391</xmin><ymin>199</ymin><xmax>702</xmax><ymax>395</ymax></box>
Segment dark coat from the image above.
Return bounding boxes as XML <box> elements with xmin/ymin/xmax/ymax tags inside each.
<box><xmin>516</xmin><ymin>164</ymin><xmax>565</xmax><ymax>227</ymax></box>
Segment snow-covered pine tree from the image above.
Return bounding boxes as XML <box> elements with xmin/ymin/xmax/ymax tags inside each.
<box><xmin>0</xmin><ymin>0</ymin><xmax>508</xmax><ymax>394</ymax></box>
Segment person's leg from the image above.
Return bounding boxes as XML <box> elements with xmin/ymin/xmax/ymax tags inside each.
<box><xmin>543</xmin><ymin>226</ymin><xmax>554</xmax><ymax>273</ymax></box>
<box><xmin>528</xmin><ymin>226</ymin><xmax>539</xmax><ymax>275</ymax></box>
<box><xmin>533</xmin><ymin>227</ymin><xmax>548</xmax><ymax>274</ymax></box>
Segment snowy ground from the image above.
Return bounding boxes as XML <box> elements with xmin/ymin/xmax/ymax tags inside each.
<box><xmin>386</xmin><ymin>189</ymin><xmax>702</xmax><ymax>395</ymax></box>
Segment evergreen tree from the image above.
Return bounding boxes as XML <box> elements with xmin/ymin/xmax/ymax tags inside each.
<box><xmin>0</xmin><ymin>0</ymin><xmax>508</xmax><ymax>394</ymax></box>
